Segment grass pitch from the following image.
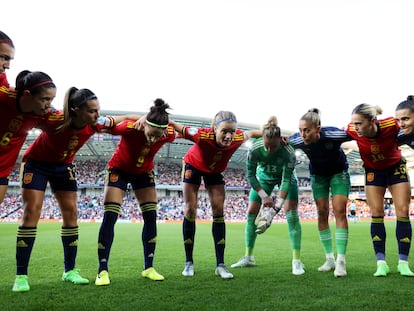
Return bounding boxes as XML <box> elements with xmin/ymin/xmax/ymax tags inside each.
<box><xmin>1</xmin><ymin>220</ymin><xmax>413</xmax><ymax>310</ymax></box>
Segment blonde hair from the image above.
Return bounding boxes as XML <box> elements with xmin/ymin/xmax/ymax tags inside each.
<box><xmin>211</xmin><ymin>111</ymin><xmax>237</xmax><ymax>128</ymax></box>
<box><xmin>262</xmin><ymin>116</ymin><xmax>280</xmax><ymax>138</ymax></box>
<box><xmin>300</xmin><ymin>108</ymin><xmax>321</xmax><ymax>127</ymax></box>
<box><xmin>352</xmin><ymin>103</ymin><xmax>382</xmax><ymax>120</ymax></box>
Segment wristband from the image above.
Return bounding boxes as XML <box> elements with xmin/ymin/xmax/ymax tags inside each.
<box><xmin>275</xmin><ymin>199</ymin><xmax>285</xmax><ymax>211</ymax></box>
<box><xmin>258</xmin><ymin>189</ymin><xmax>267</xmax><ymax>200</ymax></box>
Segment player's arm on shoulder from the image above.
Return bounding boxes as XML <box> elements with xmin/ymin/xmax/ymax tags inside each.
<box><xmin>180</xmin><ymin>126</ymin><xmax>198</xmax><ymax>141</ymax></box>
<box><xmin>245</xmin><ymin>129</ymin><xmax>262</xmax><ymax>140</ymax></box>
<box><xmin>169</xmin><ymin>119</ymin><xmax>185</xmax><ymax>137</ymax></box>
<box><xmin>97</xmin><ymin>114</ymin><xmax>141</xmax><ymax>128</ymax></box>
<box><xmin>281</xmin><ymin>136</ymin><xmax>290</xmax><ymax>145</ymax></box>
<box><xmin>114</xmin><ymin>114</ymin><xmax>142</xmax><ymax>124</ymax></box>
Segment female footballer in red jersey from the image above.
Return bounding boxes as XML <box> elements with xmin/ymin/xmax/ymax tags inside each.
<box><xmin>95</xmin><ymin>98</ymin><xmax>184</xmax><ymax>286</ymax></box>
<box><xmin>180</xmin><ymin>111</ymin><xmax>261</xmax><ymax>279</ymax></box>
<box><xmin>0</xmin><ymin>31</ymin><xmax>15</xmax><ymax>88</ymax></box>
<box><xmin>12</xmin><ymin>87</ymin><xmax>137</xmax><ymax>292</ymax></box>
<box><xmin>347</xmin><ymin>103</ymin><xmax>414</xmax><ymax>277</ymax></box>
<box><xmin>0</xmin><ymin>70</ymin><xmax>55</xmax><ymax>211</ymax></box>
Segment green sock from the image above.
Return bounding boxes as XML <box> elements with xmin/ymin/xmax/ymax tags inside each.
<box><xmin>245</xmin><ymin>214</ymin><xmax>258</xmax><ymax>256</ymax></box>
<box><xmin>286</xmin><ymin>210</ymin><xmax>302</xmax><ymax>260</ymax></box>
<box><xmin>336</xmin><ymin>228</ymin><xmax>348</xmax><ymax>255</ymax></box>
<box><xmin>319</xmin><ymin>228</ymin><xmax>333</xmax><ymax>254</ymax></box>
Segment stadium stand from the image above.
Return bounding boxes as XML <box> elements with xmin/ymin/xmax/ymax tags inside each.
<box><xmin>2</xmin><ymin>111</ymin><xmax>413</xmax><ymax>221</ymax></box>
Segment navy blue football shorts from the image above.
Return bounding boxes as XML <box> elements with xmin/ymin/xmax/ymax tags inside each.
<box><xmin>182</xmin><ymin>162</ymin><xmax>225</xmax><ymax>186</ymax></box>
<box><xmin>365</xmin><ymin>158</ymin><xmax>409</xmax><ymax>187</ymax></box>
<box><xmin>21</xmin><ymin>160</ymin><xmax>78</xmax><ymax>192</ymax></box>
<box><xmin>0</xmin><ymin>177</ymin><xmax>9</xmax><ymax>185</ymax></box>
<box><xmin>105</xmin><ymin>167</ymin><xmax>155</xmax><ymax>190</ymax></box>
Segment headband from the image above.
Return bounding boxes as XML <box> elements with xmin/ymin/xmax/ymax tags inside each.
<box><xmin>0</xmin><ymin>41</ymin><xmax>13</xmax><ymax>46</ymax></box>
<box><xmin>27</xmin><ymin>80</ymin><xmax>54</xmax><ymax>90</ymax></box>
<box><xmin>215</xmin><ymin>117</ymin><xmax>237</xmax><ymax>125</ymax></box>
<box><xmin>77</xmin><ymin>95</ymin><xmax>98</xmax><ymax>107</ymax></box>
<box><xmin>146</xmin><ymin>120</ymin><xmax>168</xmax><ymax>128</ymax></box>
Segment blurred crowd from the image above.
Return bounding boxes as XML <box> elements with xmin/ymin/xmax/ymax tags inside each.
<box><xmin>1</xmin><ymin>160</ymin><xmax>407</xmax><ymax>222</ymax></box>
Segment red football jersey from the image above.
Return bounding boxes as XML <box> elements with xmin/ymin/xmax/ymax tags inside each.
<box><xmin>108</xmin><ymin>120</ymin><xmax>176</xmax><ymax>174</ymax></box>
<box><xmin>0</xmin><ymin>86</ymin><xmax>49</xmax><ymax>177</ymax></box>
<box><xmin>0</xmin><ymin>73</ymin><xmax>10</xmax><ymax>88</ymax></box>
<box><xmin>183</xmin><ymin>126</ymin><xmax>246</xmax><ymax>173</ymax></box>
<box><xmin>346</xmin><ymin>117</ymin><xmax>401</xmax><ymax>170</ymax></box>
<box><xmin>23</xmin><ymin>110</ymin><xmax>102</xmax><ymax>164</ymax></box>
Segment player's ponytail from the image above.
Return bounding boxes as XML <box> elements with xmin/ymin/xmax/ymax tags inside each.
<box><xmin>15</xmin><ymin>70</ymin><xmax>56</xmax><ymax>101</ymax></box>
<box><xmin>352</xmin><ymin>103</ymin><xmax>382</xmax><ymax>121</ymax></box>
<box><xmin>262</xmin><ymin>116</ymin><xmax>280</xmax><ymax>138</ymax></box>
<box><xmin>300</xmin><ymin>108</ymin><xmax>321</xmax><ymax>127</ymax></box>
<box><xmin>146</xmin><ymin>98</ymin><xmax>170</xmax><ymax>128</ymax></box>
<box><xmin>58</xmin><ymin>87</ymin><xmax>97</xmax><ymax>131</ymax></box>
<box><xmin>396</xmin><ymin>95</ymin><xmax>414</xmax><ymax>113</ymax></box>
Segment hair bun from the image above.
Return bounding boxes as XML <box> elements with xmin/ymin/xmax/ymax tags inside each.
<box><xmin>154</xmin><ymin>98</ymin><xmax>165</xmax><ymax>106</ymax></box>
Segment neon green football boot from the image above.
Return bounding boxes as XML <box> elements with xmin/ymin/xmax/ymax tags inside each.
<box><xmin>12</xmin><ymin>275</ymin><xmax>30</xmax><ymax>292</ymax></box>
<box><xmin>373</xmin><ymin>263</ymin><xmax>390</xmax><ymax>277</ymax></box>
<box><xmin>397</xmin><ymin>261</ymin><xmax>414</xmax><ymax>277</ymax></box>
<box><xmin>62</xmin><ymin>269</ymin><xmax>90</xmax><ymax>285</ymax></box>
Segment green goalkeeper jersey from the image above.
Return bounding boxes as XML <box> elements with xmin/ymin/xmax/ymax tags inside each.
<box><xmin>246</xmin><ymin>138</ymin><xmax>296</xmax><ymax>192</ymax></box>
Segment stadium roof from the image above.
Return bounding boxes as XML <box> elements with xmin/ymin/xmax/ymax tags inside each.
<box><xmin>21</xmin><ymin>111</ymin><xmax>266</xmax><ymax>170</ymax></box>
<box><xmin>21</xmin><ymin>110</ymin><xmax>414</xmax><ymax>176</ymax></box>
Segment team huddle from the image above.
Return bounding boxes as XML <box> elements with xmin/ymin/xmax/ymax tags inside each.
<box><xmin>1</xmin><ymin>30</ymin><xmax>414</xmax><ymax>293</ymax></box>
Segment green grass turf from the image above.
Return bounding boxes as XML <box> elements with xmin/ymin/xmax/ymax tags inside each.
<box><xmin>1</xmin><ymin>220</ymin><xmax>413</xmax><ymax>311</ymax></box>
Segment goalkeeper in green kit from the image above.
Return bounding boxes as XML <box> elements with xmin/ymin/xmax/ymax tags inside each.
<box><xmin>231</xmin><ymin>116</ymin><xmax>304</xmax><ymax>275</ymax></box>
